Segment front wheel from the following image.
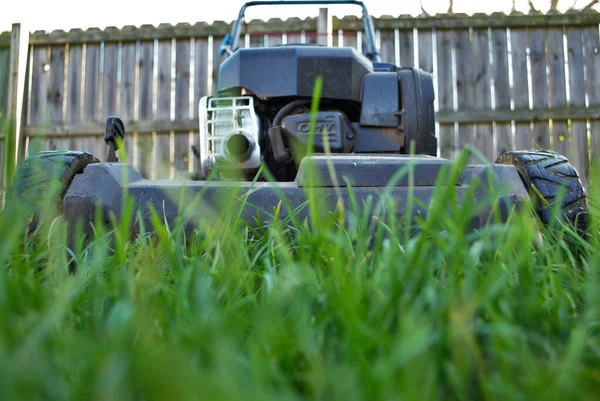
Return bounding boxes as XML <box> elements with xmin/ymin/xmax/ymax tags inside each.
<box><xmin>495</xmin><ymin>150</ymin><xmax>589</xmax><ymax>239</ymax></box>
<box><xmin>6</xmin><ymin>150</ymin><xmax>100</xmax><ymax>233</ymax></box>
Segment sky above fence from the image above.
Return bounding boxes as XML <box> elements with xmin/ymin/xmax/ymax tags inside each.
<box><xmin>2</xmin><ymin>0</ymin><xmax>598</xmax><ymax>32</ymax></box>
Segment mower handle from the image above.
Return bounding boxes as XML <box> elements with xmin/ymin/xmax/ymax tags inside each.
<box><xmin>221</xmin><ymin>0</ymin><xmax>381</xmax><ymax>62</ymax></box>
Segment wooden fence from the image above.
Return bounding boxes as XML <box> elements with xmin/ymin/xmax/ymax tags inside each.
<box><xmin>1</xmin><ymin>10</ymin><xmax>600</xmax><ymax>193</ymax></box>
<box><xmin>0</xmin><ymin>33</ymin><xmax>8</xmax><ymax>198</ymax></box>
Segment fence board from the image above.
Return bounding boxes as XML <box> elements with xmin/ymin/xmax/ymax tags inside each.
<box><xmin>417</xmin><ymin>28</ymin><xmax>433</xmax><ymax>73</ymax></box>
<box><xmin>174</xmin><ymin>38</ymin><xmax>191</xmax><ymax>174</ymax></box>
<box><xmin>286</xmin><ymin>31</ymin><xmax>305</xmax><ymax>45</ymax></box>
<box><xmin>66</xmin><ymin>44</ymin><xmax>82</xmax><ymax>151</ymax></box>
<box><xmin>120</xmin><ymin>41</ymin><xmax>136</xmax><ymax>161</ymax></box>
<box><xmin>0</xmin><ymin>45</ymin><xmax>7</xmax><ymax>198</ymax></box>
<box><xmin>492</xmin><ymin>28</ymin><xmax>512</xmax><ymax>155</ymax></box>
<box><xmin>547</xmin><ymin>27</ymin><xmax>569</xmax><ymax>160</ymax></box>
<box><xmin>102</xmin><ymin>42</ymin><xmax>118</xmax><ymax>120</ymax></box>
<box><xmin>156</xmin><ymin>39</ymin><xmax>172</xmax><ymax>179</ymax></box>
<box><xmin>528</xmin><ymin>28</ymin><xmax>550</xmax><ymax>150</ymax></box>
<box><xmin>510</xmin><ymin>28</ymin><xmax>532</xmax><ymax>150</ymax></box>
<box><xmin>0</xmin><ymin>138</ymin><xmax>4</xmax><ymax>196</ymax></box>
<box><xmin>379</xmin><ymin>30</ymin><xmax>395</xmax><ymax>64</ymax></box>
<box><xmin>583</xmin><ymin>26</ymin><xmax>600</xmax><ymax>174</ymax></box>
<box><xmin>455</xmin><ymin>29</ymin><xmax>475</xmax><ymax>160</ymax></box>
<box><xmin>398</xmin><ymin>29</ymin><xmax>414</xmax><ymax>67</ymax></box>
<box><xmin>85</xmin><ymin>43</ymin><xmax>105</xmax><ymax>159</ymax></box>
<box><xmin>567</xmin><ymin>28</ymin><xmax>589</xmax><ymax>184</ymax></box>
<box><xmin>212</xmin><ymin>35</ymin><xmax>226</xmax><ymax>94</ymax></box>
<box><xmin>47</xmin><ymin>45</ymin><xmax>66</xmax><ymax>150</ymax></box>
<box><xmin>137</xmin><ymin>40</ymin><xmax>154</xmax><ymax>178</ymax></box>
<box><xmin>250</xmin><ymin>33</ymin><xmax>264</xmax><ymax>48</ymax></box>
<box><xmin>267</xmin><ymin>33</ymin><xmax>283</xmax><ymax>46</ymax></box>
<box><xmin>0</xmin><ymin>48</ymin><xmax>9</xmax><ymax>117</ymax></box>
<box><xmin>192</xmin><ymin>37</ymin><xmax>209</xmax><ymax>173</ymax></box>
<box><xmin>83</xmin><ymin>43</ymin><xmax>100</xmax><ymax>122</ymax></box>
<box><xmin>343</xmin><ymin>30</ymin><xmax>358</xmax><ymax>50</ymax></box>
<box><xmin>436</xmin><ymin>29</ymin><xmax>456</xmax><ymax>159</ymax></box>
<box><xmin>471</xmin><ymin>28</ymin><xmax>494</xmax><ymax>161</ymax></box>
<box><xmin>66</xmin><ymin>45</ymin><xmax>82</xmax><ymax>124</ymax></box>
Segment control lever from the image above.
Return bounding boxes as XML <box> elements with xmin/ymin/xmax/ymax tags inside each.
<box><xmin>104</xmin><ymin>117</ymin><xmax>125</xmax><ymax>162</ymax></box>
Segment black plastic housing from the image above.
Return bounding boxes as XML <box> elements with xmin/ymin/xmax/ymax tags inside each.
<box><xmin>280</xmin><ymin>111</ymin><xmax>356</xmax><ymax>153</ymax></box>
<box><xmin>217</xmin><ymin>46</ymin><xmax>373</xmax><ymax>101</ymax></box>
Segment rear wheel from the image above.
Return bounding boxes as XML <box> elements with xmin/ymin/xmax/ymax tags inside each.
<box><xmin>6</xmin><ymin>150</ymin><xmax>100</xmax><ymax>233</ymax></box>
<box><xmin>495</xmin><ymin>150</ymin><xmax>589</xmax><ymax>239</ymax></box>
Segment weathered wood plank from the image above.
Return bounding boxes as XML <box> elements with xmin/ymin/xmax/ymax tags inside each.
<box><xmin>332</xmin><ymin>29</ymin><xmax>341</xmax><ymax>47</ymax></box>
<box><xmin>306</xmin><ymin>31</ymin><xmax>319</xmax><ymax>45</ymax></box>
<box><xmin>174</xmin><ymin>38</ymin><xmax>191</xmax><ymax>173</ymax></box>
<box><xmin>343</xmin><ymin>30</ymin><xmax>358</xmax><ymax>51</ymax></box>
<box><xmin>47</xmin><ymin>45</ymin><xmax>66</xmax><ymax>150</ymax></box>
<box><xmin>491</xmin><ymin>28</ymin><xmax>512</xmax><ymax>155</ymax></box>
<box><xmin>28</xmin><ymin>46</ymin><xmax>50</xmax><ymax>134</ymax></box>
<box><xmin>417</xmin><ymin>28</ymin><xmax>433</xmax><ymax>73</ymax></box>
<box><xmin>66</xmin><ymin>45</ymin><xmax>82</xmax><ymax>124</ymax></box>
<box><xmin>120</xmin><ymin>41</ymin><xmax>136</xmax><ymax>162</ymax></box>
<box><xmin>583</xmin><ymin>26</ymin><xmax>600</xmax><ymax>173</ymax></box>
<box><xmin>193</xmin><ymin>37</ymin><xmax>209</xmax><ymax>116</ymax></box>
<box><xmin>266</xmin><ymin>33</ymin><xmax>282</xmax><ymax>46</ymax></box>
<box><xmin>138</xmin><ymin>41</ymin><xmax>154</xmax><ymax>120</ymax></box>
<box><xmin>567</xmin><ymin>28</ymin><xmax>589</xmax><ymax>184</ymax></box>
<box><xmin>192</xmin><ymin>37</ymin><xmax>209</xmax><ymax>173</ymax></box>
<box><xmin>528</xmin><ymin>28</ymin><xmax>550</xmax><ymax>150</ymax></box>
<box><xmin>0</xmin><ymin>31</ymin><xmax>12</xmax><ymax>47</ymax></box>
<box><xmin>156</xmin><ymin>39</ymin><xmax>172</xmax><ymax>178</ymax></box>
<box><xmin>0</xmin><ymin>48</ymin><xmax>9</xmax><ymax>117</ymax></box>
<box><xmin>455</xmin><ymin>29</ymin><xmax>475</xmax><ymax>160</ymax></box>
<box><xmin>398</xmin><ymin>29</ymin><xmax>414</xmax><ymax>67</ymax></box>
<box><xmin>101</xmin><ymin>42</ymin><xmax>118</xmax><ymax>119</ymax></box>
<box><xmin>471</xmin><ymin>28</ymin><xmax>493</xmax><ymax>161</ymax></box>
<box><xmin>83</xmin><ymin>43</ymin><xmax>100</xmax><ymax>122</ymax></box>
<box><xmin>138</xmin><ymin>40</ymin><xmax>154</xmax><ymax>178</ymax></box>
<box><xmin>49</xmin><ymin>45</ymin><xmax>65</xmax><ymax>123</ymax></box>
<box><xmin>510</xmin><ymin>28</ymin><xmax>532</xmax><ymax>150</ymax></box>
<box><xmin>379</xmin><ymin>30</ymin><xmax>395</xmax><ymax>64</ymax></box>
<box><xmin>212</xmin><ymin>35</ymin><xmax>227</xmax><ymax>94</ymax></box>
<box><xmin>66</xmin><ymin>44</ymin><xmax>82</xmax><ymax>150</ymax></box>
<box><xmin>0</xmin><ymin>138</ymin><xmax>4</xmax><ymax>202</ymax></box>
<box><xmin>120</xmin><ymin>42</ymin><xmax>136</xmax><ymax>121</ymax></box>
<box><xmin>547</xmin><ymin>27</ymin><xmax>569</xmax><ymax>158</ymax></box>
<box><xmin>286</xmin><ymin>31</ymin><xmax>304</xmax><ymax>45</ymax></box>
<box><xmin>436</xmin><ymin>29</ymin><xmax>456</xmax><ymax>159</ymax></box>
<box><xmin>249</xmin><ymin>33</ymin><xmax>265</xmax><ymax>48</ymax></box>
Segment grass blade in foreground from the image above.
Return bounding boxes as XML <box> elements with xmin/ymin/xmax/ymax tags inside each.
<box><xmin>1</xmin><ymin>144</ymin><xmax>599</xmax><ymax>401</ymax></box>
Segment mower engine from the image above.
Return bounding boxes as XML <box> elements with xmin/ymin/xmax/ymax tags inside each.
<box><xmin>196</xmin><ymin>49</ymin><xmax>438</xmax><ymax>181</ymax></box>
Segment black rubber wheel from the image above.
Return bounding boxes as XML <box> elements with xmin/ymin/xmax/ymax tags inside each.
<box><xmin>495</xmin><ymin>150</ymin><xmax>589</xmax><ymax>238</ymax></box>
<box><xmin>6</xmin><ymin>150</ymin><xmax>100</xmax><ymax>233</ymax></box>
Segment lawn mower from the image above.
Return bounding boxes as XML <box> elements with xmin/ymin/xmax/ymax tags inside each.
<box><xmin>6</xmin><ymin>0</ymin><xmax>590</xmax><ymax>244</ymax></box>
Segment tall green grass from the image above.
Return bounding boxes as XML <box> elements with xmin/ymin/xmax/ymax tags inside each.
<box><xmin>2</xmin><ymin>84</ymin><xmax>600</xmax><ymax>401</ymax></box>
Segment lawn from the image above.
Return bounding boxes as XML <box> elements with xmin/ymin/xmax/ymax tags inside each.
<box><xmin>1</xmin><ymin>141</ymin><xmax>600</xmax><ymax>401</ymax></box>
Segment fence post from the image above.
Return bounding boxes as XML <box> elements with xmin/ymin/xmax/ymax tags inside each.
<box><xmin>2</xmin><ymin>23</ymin><xmax>23</xmax><ymax>207</ymax></box>
<box><xmin>317</xmin><ymin>7</ymin><xmax>332</xmax><ymax>47</ymax></box>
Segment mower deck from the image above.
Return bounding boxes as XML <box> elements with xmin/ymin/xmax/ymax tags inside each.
<box><xmin>62</xmin><ymin>154</ymin><xmax>530</xmax><ymax>237</ymax></box>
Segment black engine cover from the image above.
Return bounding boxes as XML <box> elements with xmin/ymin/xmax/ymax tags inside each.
<box><xmin>216</xmin><ymin>46</ymin><xmax>373</xmax><ymax>101</ymax></box>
